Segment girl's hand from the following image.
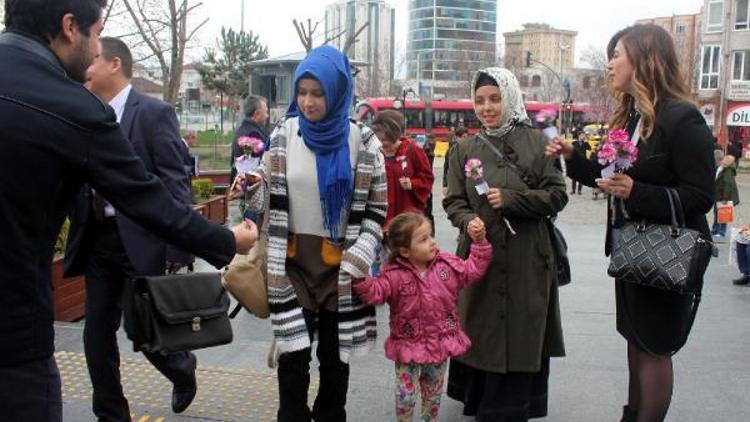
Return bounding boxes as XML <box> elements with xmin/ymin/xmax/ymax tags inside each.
<box><xmin>545</xmin><ymin>137</ymin><xmax>573</xmax><ymax>160</ymax></box>
<box><xmin>467</xmin><ymin>217</ymin><xmax>485</xmax><ymax>240</ymax></box>
<box><xmin>399</xmin><ymin>177</ymin><xmax>413</xmax><ymax>190</ymax></box>
<box><xmin>469</xmin><ymin>225</ymin><xmax>486</xmax><ymax>243</ymax></box>
<box><xmin>487</xmin><ymin>188</ymin><xmax>503</xmax><ymax>209</ymax></box>
<box><xmin>595</xmin><ymin>173</ymin><xmax>634</xmax><ymax>199</ymax></box>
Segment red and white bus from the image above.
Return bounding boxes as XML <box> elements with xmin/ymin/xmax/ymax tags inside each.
<box><xmin>355</xmin><ymin>97</ymin><xmax>591</xmax><ymax>142</ymax></box>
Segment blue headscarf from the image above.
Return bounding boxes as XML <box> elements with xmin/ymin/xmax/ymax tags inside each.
<box><xmin>287</xmin><ymin>45</ymin><xmax>353</xmax><ymax>241</ymax></box>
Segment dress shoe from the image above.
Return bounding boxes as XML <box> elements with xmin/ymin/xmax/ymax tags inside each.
<box><xmin>172</xmin><ymin>353</ymin><xmax>198</xmax><ymax>413</ymax></box>
<box><xmin>733</xmin><ymin>275</ymin><xmax>750</xmax><ymax>286</ymax></box>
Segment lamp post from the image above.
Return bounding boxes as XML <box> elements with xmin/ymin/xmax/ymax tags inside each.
<box><xmin>394</xmin><ymin>87</ymin><xmax>416</xmax><ymax>129</ymax></box>
<box><xmin>558</xmin><ymin>37</ymin><xmax>570</xmax><ymax>136</ymax></box>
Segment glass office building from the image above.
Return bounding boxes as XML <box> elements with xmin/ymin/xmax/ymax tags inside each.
<box><xmin>407</xmin><ymin>0</ymin><xmax>497</xmax><ymax>95</ymax></box>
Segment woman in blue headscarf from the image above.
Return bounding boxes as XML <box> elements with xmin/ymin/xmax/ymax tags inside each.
<box><xmin>246</xmin><ymin>45</ymin><xmax>388</xmax><ymax>421</ymax></box>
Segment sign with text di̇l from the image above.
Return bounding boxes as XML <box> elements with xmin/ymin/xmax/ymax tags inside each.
<box><xmin>727</xmin><ymin>104</ymin><xmax>750</xmax><ymax>127</ymax></box>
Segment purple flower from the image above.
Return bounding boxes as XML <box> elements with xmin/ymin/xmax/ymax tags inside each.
<box><xmin>464</xmin><ymin>158</ymin><xmax>484</xmax><ymax>180</ymax></box>
<box><xmin>237</xmin><ymin>136</ymin><xmax>265</xmax><ymax>157</ymax></box>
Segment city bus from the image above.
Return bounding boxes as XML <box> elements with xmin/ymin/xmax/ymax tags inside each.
<box><xmin>355</xmin><ymin>97</ymin><xmax>591</xmax><ymax>155</ymax></box>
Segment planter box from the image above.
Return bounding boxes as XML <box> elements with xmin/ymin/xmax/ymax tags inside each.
<box><xmin>207</xmin><ymin>195</ymin><xmax>228</xmax><ymax>225</ymax></box>
<box><xmin>194</xmin><ymin>195</ymin><xmax>228</xmax><ymax>225</ymax></box>
<box><xmin>52</xmin><ymin>256</ymin><xmax>86</xmax><ymax>322</ymax></box>
<box><xmin>193</xmin><ymin>203</ymin><xmax>208</xmax><ymax>218</ymax></box>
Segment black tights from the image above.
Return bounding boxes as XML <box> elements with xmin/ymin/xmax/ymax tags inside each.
<box><xmin>626</xmin><ymin>342</ymin><xmax>673</xmax><ymax>422</ymax></box>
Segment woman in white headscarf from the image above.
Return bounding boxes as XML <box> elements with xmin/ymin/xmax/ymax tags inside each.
<box><xmin>443</xmin><ymin>68</ymin><xmax>568</xmax><ymax>421</ymax></box>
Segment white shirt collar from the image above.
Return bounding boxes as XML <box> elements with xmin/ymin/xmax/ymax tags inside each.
<box><xmin>109</xmin><ymin>84</ymin><xmax>133</xmax><ymax>123</ymax></box>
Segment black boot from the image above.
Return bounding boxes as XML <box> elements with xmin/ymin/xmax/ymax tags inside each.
<box><xmin>620</xmin><ymin>405</ymin><xmax>637</xmax><ymax>422</ymax></box>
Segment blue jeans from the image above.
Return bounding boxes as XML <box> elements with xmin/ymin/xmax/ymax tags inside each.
<box><xmin>0</xmin><ymin>356</ymin><xmax>62</xmax><ymax>421</ymax></box>
<box><xmin>712</xmin><ymin>204</ymin><xmax>727</xmax><ymax>236</ymax></box>
<box><xmin>737</xmin><ymin>243</ymin><xmax>750</xmax><ymax>275</ymax></box>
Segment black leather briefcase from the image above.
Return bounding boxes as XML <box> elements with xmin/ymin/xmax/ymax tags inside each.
<box><xmin>131</xmin><ymin>272</ymin><xmax>233</xmax><ymax>354</ymax></box>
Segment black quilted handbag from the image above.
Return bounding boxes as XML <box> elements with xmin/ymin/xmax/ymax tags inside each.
<box><xmin>608</xmin><ymin>188</ymin><xmax>712</xmax><ymax>296</ymax></box>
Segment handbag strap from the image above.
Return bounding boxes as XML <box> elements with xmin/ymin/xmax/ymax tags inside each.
<box><xmin>664</xmin><ymin>187</ymin><xmax>687</xmax><ymax>228</ymax></box>
<box><xmin>477</xmin><ymin>133</ymin><xmax>535</xmax><ymax>188</ymax></box>
<box><xmin>477</xmin><ymin>133</ymin><xmax>558</xmax><ymax>223</ymax></box>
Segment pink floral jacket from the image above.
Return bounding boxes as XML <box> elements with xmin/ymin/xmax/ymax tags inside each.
<box><xmin>353</xmin><ymin>241</ymin><xmax>492</xmax><ymax>364</ymax></box>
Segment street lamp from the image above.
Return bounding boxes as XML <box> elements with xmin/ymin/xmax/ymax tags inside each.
<box><xmin>559</xmin><ymin>39</ymin><xmax>570</xmax><ymax>135</ymax></box>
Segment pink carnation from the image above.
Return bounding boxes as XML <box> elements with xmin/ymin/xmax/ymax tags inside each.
<box><xmin>598</xmin><ymin>128</ymin><xmax>639</xmax><ymax>169</ymax></box>
<box><xmin>237</xmin><ymin>136</ymin><xmax>265</xmax><ymax>156</ymax></box>
<box><xmin>464</xmin><ymin>158</ymin><xmax>484</xmax><ymax>180</ymax></box>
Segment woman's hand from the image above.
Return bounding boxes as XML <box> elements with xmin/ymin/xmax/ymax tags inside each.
<box><xmin>467</xmin><ymin>217</ymin><xmax>486</xmax><ymax>240</ymax></box>
<box><xmin>228</xmin><ymin>173</ymin><xmax>262</xmax><ymax>199</ymax></box>
<box><xmin>399</xmin><ymin>177</ymin><xmax>413</xmax><ymax>190</ymax></box>
<box><xmin>487</xmin><ymin>188</ymin><xmax>503</xmax><ymax>209</ymax></box>
<box><xmin>596</xmin><ymin>173</ymin><xmax>634</xmax><ymax>199</ymax></box>
<box><xmin>545</xmin><ymin>137</ymin><xmax>574</xmax><ymax>160</ymax></box>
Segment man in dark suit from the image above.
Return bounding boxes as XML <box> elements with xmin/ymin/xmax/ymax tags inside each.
<box><xmin>229</xmin><ymin>95</ymin><xmax>269</xmax><ymax>185</ymax></box>
<box><xmin>63</xmin><ymin>37</ymin><xmax>197</xmax><ymax>420</ymax></box>
<box><xmin>0</xmin><ymin>2</ymin><xmax>257</xmax><ymax>420</ymax></box>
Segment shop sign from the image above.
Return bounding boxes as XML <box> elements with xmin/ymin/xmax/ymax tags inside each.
<box><xmin>727</xmin><ymin>104</ymin><xmax>750</xmax><ymax>126</ymax></box>
<box><xmin>728</xmin><ymin>82</ymin><xmax>750</xmax><ymax>101</ymax></box>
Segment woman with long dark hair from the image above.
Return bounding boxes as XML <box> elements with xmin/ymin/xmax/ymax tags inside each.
<box><xmin>547</xmin><ymin>24</ymin><xmax>715</xmax><ymax>422</ymax></box>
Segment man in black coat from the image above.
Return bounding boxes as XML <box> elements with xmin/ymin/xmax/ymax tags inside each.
<box><xmin>64</xmin><ymin>37</ymin><xmax>197</xmax><ymax>420</ymax></box>
<box><xmin>570</xmin><ymin>132</ymin><xmax>591</xmax><ymax>194</ymax></box>
<box><xmin>229</xmin><ymin>95</ymin><xmax>269</xmax><ymax>186</ymax></box>
<box><xmin>0</xmin><ymin>2</ymin><xmax>257</xmax><ymax>420</ymax></box>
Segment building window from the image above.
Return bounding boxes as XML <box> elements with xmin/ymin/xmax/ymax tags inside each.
<box><xmin>675</xmin><ymin>22</ymin><xmax>686</xmax><ymax>33</ymax></box>
<box><xmin>707</xmin><ymin>0</ymin><xmax>724</xmax><ymax>32</ymax></box>
<box><xmin>737</xmin><ymin>0</ymin><xmax>749</xmax><ymax>30</ymax></box>
<box><xmin>733</xmin><ymin>51</ymin><xmax>750</xmax><ymax>81</ymax></box>
<box><xmin>531</xmin><ymin>75</ymin><xmax>541</xmax><ymax>87</ymax></box>
<box><xmin>583</xmin><ymin>76</ymin><xmax>591</xmax><ymax>89</ymax></box>
<box><xmin>700</xmin><ymin>45</ymin><xmax>721</xmax><ymax>89</ymax></box>
<box><xmin>519</xmin><ymin>75</ymin><xmax>529</xmax><ymax>87</ymax></box>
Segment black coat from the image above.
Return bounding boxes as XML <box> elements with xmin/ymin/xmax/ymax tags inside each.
<box><xmin>65</xmin><ymin>89</ymin><xmax>195</xmax><ymax>277</ymax></box>
<box><xmin>566</xmin><ymin>101</ymin><xmax>715</xmax><ymax>255</ymax></box>
<box><xmin>0</xmin><ymin>32</ymin><xmax>235</xmax><ymax>365</ymax></box>
<box><xmin>229</xmin><ymin>118</ymin><xmax>268</xmax><ymax>185</ymax></box>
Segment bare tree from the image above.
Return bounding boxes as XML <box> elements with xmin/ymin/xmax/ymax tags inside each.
<box><xmin>109</xmin><ymin>0</ymin><xmax>208</xmax><ymax>104</ymax></box>
<box><xmin>295</xmin><ymin>16</ymin><xmax>368</xmax><ymax>56</ymax></box>
<box><xmin>579</xmin><ymin>45</ymin><xmax>617</xmax><ymax>124</ymax></box>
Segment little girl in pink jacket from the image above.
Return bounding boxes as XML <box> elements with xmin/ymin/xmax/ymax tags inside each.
<box><xmin>353</xmin><ymin>212</ymin><xmax>491</xmax><ymax>422</ymax></box>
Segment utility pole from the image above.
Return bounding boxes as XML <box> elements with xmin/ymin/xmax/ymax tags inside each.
<box><xmin>241</xmin><ymin>0</ymin><xmax>245</xmax><ymax>32</ymax></box>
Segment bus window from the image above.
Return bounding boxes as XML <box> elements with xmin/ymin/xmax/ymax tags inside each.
<box><xmin>462</xmin><ymin>110</ymin><xmax>481</xmax><ymax>128</ymax></box>
<box><xmin>356</xmin><ymin>104</ymin><xmax>376</xmax><ymax>124</ymax></box>
<box><xmin>404</xmin><ymin>109</ymin><xmax>425</xmax><ymax>129</ymax></box>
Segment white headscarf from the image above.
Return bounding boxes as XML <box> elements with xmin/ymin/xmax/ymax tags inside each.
<box><xmin>471</xmin><ymin>67</ymin><xmax>531</xmax><ymax>138</ymax></box>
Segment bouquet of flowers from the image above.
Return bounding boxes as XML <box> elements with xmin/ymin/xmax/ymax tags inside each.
<box><xmin>234</xmin><ymin>136</ymin><xmax>265</xmax><ymax>175</ymax></box>
<box><xmin>598</xmin><ymin>129</ymin><xmax>639</xmax><ymax>178</ymax></box>
<box><xmin>465</xmin><ymin>158</ymin><xmax>489</xmax><ymax>195</ymax></box>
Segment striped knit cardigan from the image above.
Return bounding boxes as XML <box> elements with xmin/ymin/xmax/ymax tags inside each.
<box><xmin>249</xmin><ymin>116</ymin><xmax>387</xmax><ymax>363</ymax></box>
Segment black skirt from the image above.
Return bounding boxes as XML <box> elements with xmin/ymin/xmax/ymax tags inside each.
<box><xmin>447</xmin><ymin>358</ymin><xmax>550</xmax><ymax>422</ymax></box>
<box><xmin>615</xmin><ymin>279</ymin><xmax>696</xmax><ymax>355</ymax></box>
